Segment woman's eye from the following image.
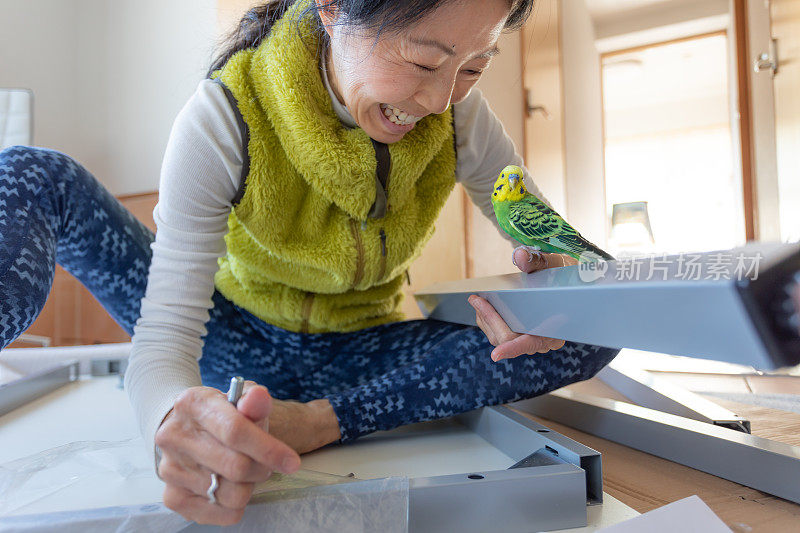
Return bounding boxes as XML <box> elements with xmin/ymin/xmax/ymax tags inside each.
<box><xmin>413</xmin><ymin>63</ymin><xmax>438</xmax><ymax>73</ymax></box>
<box><xmin>462</xmin><ymin>69</ymin><xmax>483</xmax><ymax>77</ymax></box>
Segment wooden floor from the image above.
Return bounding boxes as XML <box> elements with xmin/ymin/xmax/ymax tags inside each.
<box><xmin>513</xmin><ymin>376</ymin><xmax>800</xmax><ymax>532</ymax></box>
<box><xmin>710</xmin><ymin>397</ymin><xmax>800</xmax><ymax>448</ymax></box>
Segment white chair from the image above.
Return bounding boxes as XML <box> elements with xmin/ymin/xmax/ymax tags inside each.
<box><xmin>0</xmin><ymin>88</ymin><xmax>33</xmax><ymax>150</ymax></box>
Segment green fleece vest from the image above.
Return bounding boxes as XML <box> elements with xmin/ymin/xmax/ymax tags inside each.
<box><xmin>213</xmin><ymin>0</ymin><xmax>457</xmax><ymax>333</ymax></box>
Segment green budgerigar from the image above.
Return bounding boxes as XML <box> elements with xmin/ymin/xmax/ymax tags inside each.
<box><xmin>491</xmin><ymin>165</ymin><xmax>614</xmax><ymax>263</ymax></box>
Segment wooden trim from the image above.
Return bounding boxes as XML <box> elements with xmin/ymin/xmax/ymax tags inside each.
<box><xmin>734</xmin><ymin>0</ymin><xmax>757</xmax><ymax>241</ymax></box>
<box><xmin>601</xmin><ymin>30</ymin><xmax>728</xmax><ymax>59</ymax></box>
<box><xmin>116</xmin><ymin>190</ymin><xmax>158</xmax><ymax>201</ymax></box>
<box><xmin>598</xmin><ymin>52</ymin><xmax>610</xmax><ymax>244</ymax></box>
<box><xmin>519</xmin><ymin>24</ymin><xmax>529</xmax><ymax>168</ymax></box>
<box><xmin>557</xmin><ymin>0</ymin><xmax>568</xmax><ymax>213</ymax></box>
<box><xmin>462</xmin><ymin>187</ymin><xmax>473</xmax><ymax>279</ymax></box>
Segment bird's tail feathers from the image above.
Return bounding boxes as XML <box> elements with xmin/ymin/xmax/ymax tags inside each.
<box><xmin>579</xmin><ymin>242</ymin><xmax>615</xmax><ymax>262</ymax></box>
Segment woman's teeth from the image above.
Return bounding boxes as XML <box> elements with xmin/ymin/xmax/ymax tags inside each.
<box><xmin>380</xmin><ymin>103</ymin><xmax>421</xmax><ymax>126</ymax></box>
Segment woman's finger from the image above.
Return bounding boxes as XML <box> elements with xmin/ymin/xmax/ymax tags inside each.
<box><xmin>159</xmin><ymin>454</ymin><xmax>255</xmax><ymax>510</ymax></box>
<box><xmin>469</xmin><ymin>295</ymin><xmax>517</xmax><ymax>344</ymax></box>
<box><xmin>513</xmin><ymin>249</ymin><xmax>575</xmax><ymax>274</ymax></box>
<box><xmin>175</xmin><ymin>389</ymin><xmax>300</xmax><ymax>475</ymax></box>
<box><xmin>562</xmin><ymin>255</ymin><xmax>579</xmax><ymax>266</ymax></box>
<box><xmin>492</xmin><ymin>334</ymin><xmax>564</xmax><ymax>361</ymax></box>
<box><xmin>237</xmin><ymin>382</ymin><xmax>272</xmax><ymax>424</ymax></box>
<box><xmin>162</xmin><ymin>424</ymin><xmax>274</xmax><ymax>483</ymax></box>
<box><xmin>513</xmin><ymin>247</ymin><xmax>547</xmax><ymax>273</ymax></box>
<box><xmin>491</xmin><ymin>334</ymin><xmax>537</xmax><ymax>361</ymax></box>
<box><xmin>544</xmin><ymin>337</ymin><xmax>566</xmax><ymax>351</ymax></box>
<box><xmin>163</xmin><ymin>484</ymin><xmax>245</xmax><ymax>526</ymax></box>
<box><xmin>475</xmin><ymin>311</ymin><xmax>499</xmax><ymax>346</ymax></box>
<box><xmin>156</xmin><ymin>396</ymin><xmax>274</xmax><ymax>483</ymax></box>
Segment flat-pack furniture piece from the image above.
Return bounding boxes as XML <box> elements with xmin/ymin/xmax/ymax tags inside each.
<box><xmin>416</xmin><ymin>242</ymin><xmax>800</xmax><ymax>370</ymax></box>
<box><xmin>414</xmin><ymin>241</ymin><xmax>800</xmax><ymax>505</ymax></box>
<box><xmin>596</xmin><ymin>361</ymin><xmax>751</xmax><ymax>433</ymax></box>
<box><xmin>0</xmin><ymin>348</ymin><xmax>639</xmax><ymax>533</ymax></box>
<box><xmin>514</xmin><ymin>390</ymin><xmax>800</xmax><ymax>505</ymax></box>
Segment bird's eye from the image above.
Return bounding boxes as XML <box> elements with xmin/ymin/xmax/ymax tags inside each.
<box><xmin>501</xmin><ymin>174</ymin><xmax>505</xmax><ymax>177</ymax></box>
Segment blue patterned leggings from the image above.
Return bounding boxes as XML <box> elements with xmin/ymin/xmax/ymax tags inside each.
<box><xmin>0</xmin><ymin>146</ymin><xmax>618</xmax><ymax>441</ymax></box>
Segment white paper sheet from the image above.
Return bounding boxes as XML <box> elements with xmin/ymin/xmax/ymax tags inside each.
<box><xmin>596</xmin><ymin>495</ymin><xmax>731</xmax><ymax>533</ymax></box>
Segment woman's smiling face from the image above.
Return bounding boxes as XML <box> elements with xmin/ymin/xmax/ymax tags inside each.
<box><xmin>319</xmin><ymin>0</ymin><xmax>511</xmax><ymax>144</ymax></box>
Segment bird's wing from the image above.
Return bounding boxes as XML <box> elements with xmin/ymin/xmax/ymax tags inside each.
<box><xmin>508</xmin><ymin>197</ymin><xmax>606</xmax><ymax>258</ymax></box>
<box><xmin>506</xmin><ymin>199</ymin><xmax>562</xmax><ymax>242</ymax></box>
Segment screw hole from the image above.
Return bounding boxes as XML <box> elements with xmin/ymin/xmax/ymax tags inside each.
<box><xmin>467</xmin><ymin>474</ymin><xmax>484</xmax><ymax>480</ymax></box>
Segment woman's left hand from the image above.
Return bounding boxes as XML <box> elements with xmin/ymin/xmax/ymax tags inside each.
<box><xmin>469</xmin><ymin>248</ymin><xmax>576</xmax><ymax>361</ymax></box>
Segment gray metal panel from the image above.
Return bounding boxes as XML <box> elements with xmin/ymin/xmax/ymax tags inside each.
<box><xmin>458</xmin><ymin>405</ymin><xmax>603</xmax><ymax>505</ymax></box>
<box><xmin>401</xmin><ymin>405</ymin><xmax>604</xmax><ymax>531</ymax></box>
<box><xmin>0</xmin><ymin>468</ymin><xmax>586</xmax><ymax>533</ymax></box>
<box><xmin>597</xmin><ymin>363</ymin><xmax>751</xmax><ymax>432</ymax></box>
<box><xmin>0</xmin><ymin>405</ymin><xmax>600</xmax><ymax>532</ymax></box>
<box><xmin>404</xmin><ymin>405</ymin><xmax>603</xmax><ymax>531</ymax></box>
<box><xmin>0</xmin><ymin>360</ymin><xmax>78</xmax><ymax>416</ymax></box>
<box><xmin>409</xmin><ymin>464</ymin><xmax>587</xmax><ymax>532</ymax></box>
<box><xmin>513</xmin><ymin>391</ymin><xmax>800</xmax><ymax>504</ymax></box>
<box><xmin>415</xmin><ymin>243</ymin><xmax>800</xmax><ymax>369</ymax></box>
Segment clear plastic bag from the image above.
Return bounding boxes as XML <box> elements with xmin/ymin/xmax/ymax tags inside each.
<box><xmin>194</xmin><ymin>477</ymin><xmax>409</xmax><ymax>533</ymax></box>
<box><xmin>0</xmin><ymin>439</ymin><xmax>409</xmax><ymax>533</ymax></box>
<box><xmin>0</xmin><ymin>478</ymin><xmax>409</xmax><ymax>533</ymax></box>
<box><xmin>0</xmin><ymin>439</ymin><xmax>156</xmax><ymax>518</ymax></box>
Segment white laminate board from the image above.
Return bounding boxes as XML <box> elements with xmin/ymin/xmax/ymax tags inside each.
<box><xmin>301</xmin><ymin>418</ymin><xmax>517</xmax><ymax>479</ymax></box>
<box><xmin>595</xmin><ymin>495</ymin><xmax>724</xmax><ymax>532</ymax></box>
<box><xmin>0</xmin><ymin>377</ymin><xmax>138</xmax><ymax>462</ymax></box>
<box><xmin>0</xmin><ymin>376</ymin><xmax>639</xmax><ymax>530</ymax></box>
<box><xmin>0</xmin><ymin>377</ymin><xmax>163</xmax><ymax>517</ymax></box>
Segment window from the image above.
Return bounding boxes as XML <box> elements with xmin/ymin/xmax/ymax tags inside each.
<box><xmin>602</xmin><ymin>34</ymin><xmax>744</xmax><ymax>255</ymax></box>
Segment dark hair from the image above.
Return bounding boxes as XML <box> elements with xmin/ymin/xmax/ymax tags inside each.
<box><xmin>207</xmin><ymin>0</ymin><xmax>535</xmax><ymax>78</ymax></box>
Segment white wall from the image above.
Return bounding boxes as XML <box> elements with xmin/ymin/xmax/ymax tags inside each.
<box><xmin>0</xmin><ymin>1</ymin><xmax>86</xmax><ymax>164</ymax></box>
<box><xmin>593</xmin><ymin>0</ymin><xmax>729</xmax><ymax>41</ymax></box>
<box><xmin>1</xmin><ymin>0</ymin><xmax>524</xmax><ymax>197</ymax></box>
<box><xmin>0</xmin><ymin>0</ymin><xmax>217</xmax><ymax>195</ymax></box>
<box><xmin>561</xmin><ymin>0</ymin><xmax>608</xmax><ymax>246</ymax></box>
<box><xmin>103</xmin><ymin>0</ymin><xmax>218</xmax><ymax>195</ymax></box>
<box><xmin>476</xmin><ymin>31</ymin><xmax>525</xmax><ymax>153</ymax></box>
<box><xmin>468</xmin><ymin>30</ymin><xmax>527</xmax><ymax>278</ymax></box>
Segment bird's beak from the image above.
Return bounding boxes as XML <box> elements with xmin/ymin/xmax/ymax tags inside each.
<box><xmin>508</xmin><ymin>174</ymin><xmax>520</xmax><ymax>190</ymax></box>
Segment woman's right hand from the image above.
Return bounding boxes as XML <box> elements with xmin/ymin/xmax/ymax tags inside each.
<box><xmin>154</xmin><ymin>383</ymin><xmax>301</xmax><ymax>525</ymax></box>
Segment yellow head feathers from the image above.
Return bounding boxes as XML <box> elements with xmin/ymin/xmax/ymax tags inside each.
<box><xmin>491</xmin><ymin>165</ymin><xmax>527</xmax><ymax>202</ymax></box>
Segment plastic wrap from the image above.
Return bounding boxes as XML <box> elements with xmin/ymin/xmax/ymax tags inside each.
<box><xmin>0</xmin><ymin>439</ymin><xmax>156</xmax><ymax>518</ymax></box>
<box><xmin>0</xmin><ymin>439</ymin><xmax>409</xmax><ymax>533</ymax></box>
<box><xmin>0</xmin><ymin>478</ymin><xmax>408</xmax><ymax>533</ymax></box>
<box><xmin>193</xmin><ymin>477</ymin><xmax>409</xmax><ymax>533</ymax></box>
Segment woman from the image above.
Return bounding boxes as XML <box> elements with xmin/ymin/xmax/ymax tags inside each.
<box><xmin>0</xmin><ymin>0</ymin><xmax>618</xmax><ymax>525</ymax></box>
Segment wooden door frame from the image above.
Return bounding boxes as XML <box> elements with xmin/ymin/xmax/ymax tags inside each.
<box><xmin>733</xmin><ymin>0</ymin><xmax>757</xmax><ymax>241</ymax></box>
<box><xmin>736</xmin><ymin>0</ymin><xmax>782</xmax><ymax>241</ymax></box>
